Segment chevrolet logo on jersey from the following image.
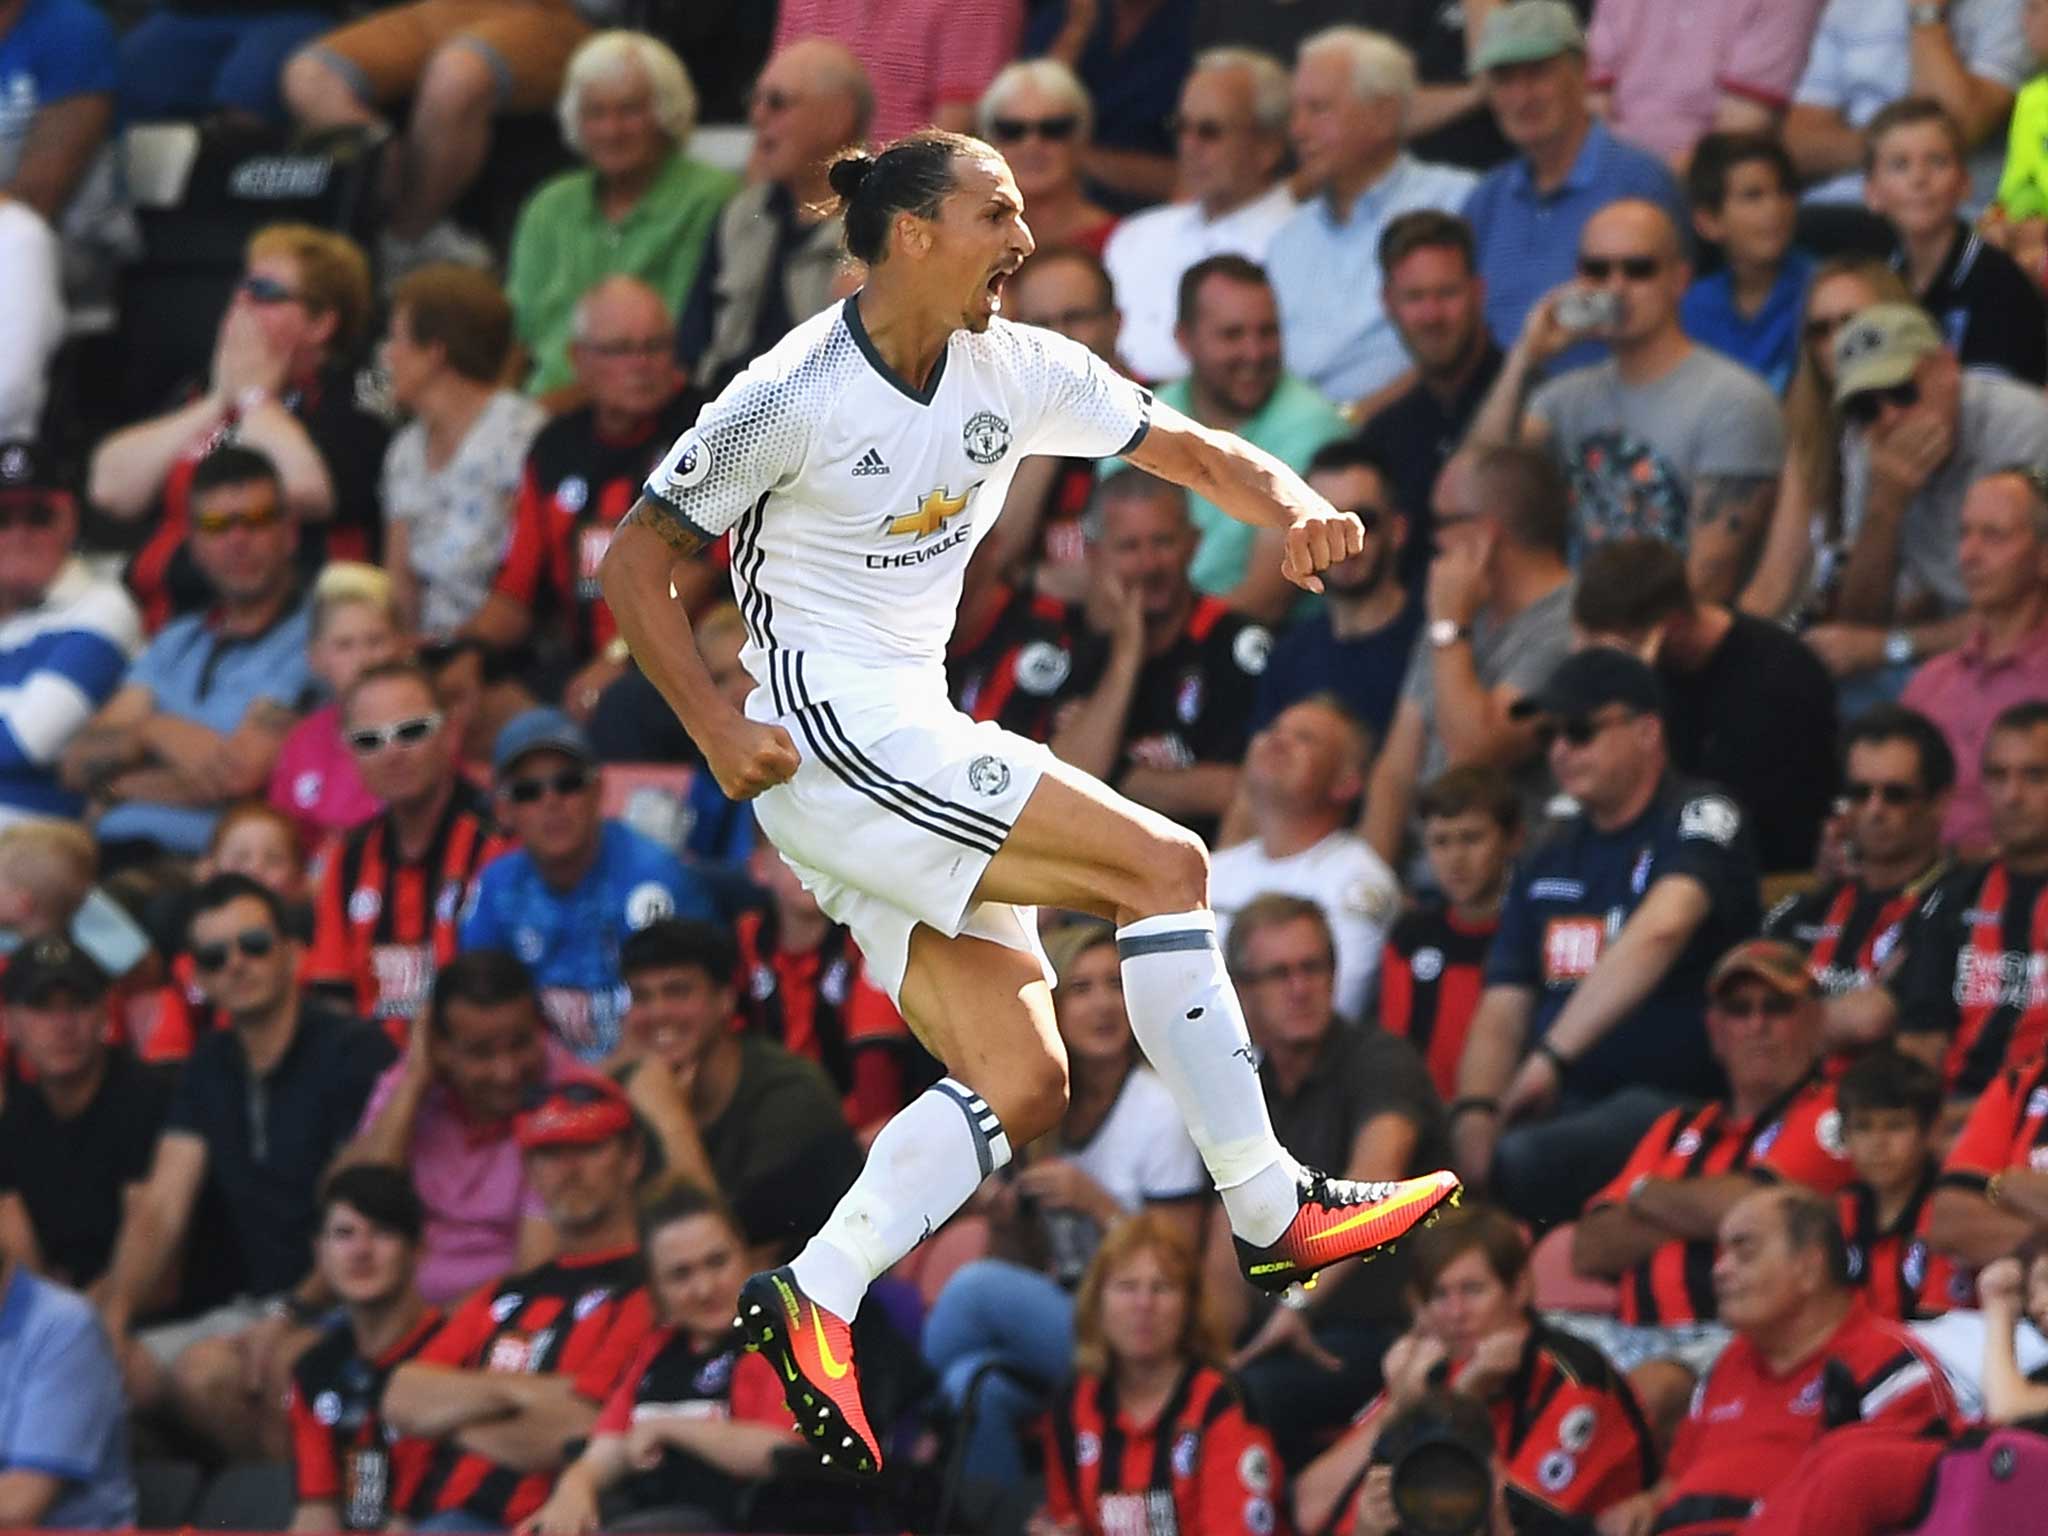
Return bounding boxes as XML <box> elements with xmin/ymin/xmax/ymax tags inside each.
<box><xmin>887</xmin><ymin>486</ymin><xmax>970</xmax><ymax>539</ymax></box>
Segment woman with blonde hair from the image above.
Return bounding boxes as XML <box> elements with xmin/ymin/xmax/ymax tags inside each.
<box><xmin>1035</xmin><ymin>1211</ymin><xmax>1283</xmax><ymax>1536</ymax></box>
<box><xmin>978</xmin><ymin>61</ymin><xmax>1118</xmax><ymax>256</ymax></box>
<box><xmin>1739</xmin><ymin>258</ymin><xmax>1915</xmax><ymax>624</ymax></box>
<box><xmin>267</xmin><ymin>563</ymin><xmax>403</xmax><ymax>846</ymax></box>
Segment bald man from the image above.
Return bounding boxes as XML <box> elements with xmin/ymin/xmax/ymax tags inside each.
<box><xmin>471</xmin><ymin>276</ymin><xmax>712</xmax><ymax>717</ymax></box>
<box><xmin>1468</xmin><ymin>199</ymin><xmax>1785</xmax><ymax>605</ymax></box>
<box><xmin>678</xmin><ymin>38</ymin><xmax>874</xmax><ymax>394</ymax></box>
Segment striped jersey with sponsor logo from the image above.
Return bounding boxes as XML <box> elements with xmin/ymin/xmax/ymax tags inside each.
<box><xmin>643</xmin><ymin>297</ymin><xmax>1150</xmax><ymax>707</ymax></box>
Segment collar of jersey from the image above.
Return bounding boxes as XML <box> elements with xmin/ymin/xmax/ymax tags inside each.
<box><xmin>843</xmin><ymin>295</ymin><xmax>948</xmax><ymax>407</ymax></box>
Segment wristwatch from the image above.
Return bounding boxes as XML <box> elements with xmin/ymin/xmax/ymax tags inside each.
<box><xmin>1883</xmin><ymin>628</ymin><xmax>1915</xmax><ymax>667</ymax></box>
<box><xmin>1427</xmin><ymin>618</ymin><xmax>1471</xmax><ymax>650</ymax></box>
<box><xmin>1908</xmin><ymin>1</ymin><xmax>1945</xmax><ymax>25</ymax></box>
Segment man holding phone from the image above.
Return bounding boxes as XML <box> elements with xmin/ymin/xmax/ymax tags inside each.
<box><xmin>1466</xmin><ymin>199</ymin><xmax>1785</xmax><ymax>606</ymax></box>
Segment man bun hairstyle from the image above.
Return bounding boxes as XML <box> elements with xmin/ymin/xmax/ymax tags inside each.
<box><xmin>832</xmin><ymin>131</ymin><xmax>981</xmax><ymax>265</ymax></box>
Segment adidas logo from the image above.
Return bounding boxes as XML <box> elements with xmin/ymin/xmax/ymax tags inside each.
<box><xmin>852</xmin><ymin>448</ymin><xmax>890</xmax><ymax>477</ymax></box>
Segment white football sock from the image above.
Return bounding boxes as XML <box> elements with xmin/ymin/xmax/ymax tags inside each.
<box><xmin>788</xmin><ymin>1078</ymin><xmax>1011</xmax><ymax>1320</ymax></box>
<box><xmin>1116</xmin><ymin>910</ymin><xmax>1301</xmax><ymax>1246</ymax></box>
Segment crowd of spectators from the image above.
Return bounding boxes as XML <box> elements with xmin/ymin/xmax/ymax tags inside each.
<box><xmin>17</xmin><ymin>1</ymin><xmax>2048</xmax><ymax>1534</ymax></box>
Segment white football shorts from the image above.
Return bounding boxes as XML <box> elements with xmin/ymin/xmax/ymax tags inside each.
<box><xmin>745</xmin><ymin>667</ymin><xmax>1055</xmax><ymax>1007</ymax></box>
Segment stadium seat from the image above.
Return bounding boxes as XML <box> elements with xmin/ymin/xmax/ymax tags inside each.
<box><xmin>191</xmin><ymin>1461</ymin><xmax>295</xmax><ymax>1531</ymax></box>
<box><xmin>1529</xmin><ymin>1223</ymin><xmax>1619</xmax><ymax>1314</ymax></box>
<box><xmin>133</xmin><ymin>1456</ymin><xmax>203</xmax><ymax>1529</ymax></box>
<box><xmin>1901</xmin><ymin>1430</ymin><xmax>2048</xmax><ymax>1535</ymax></box>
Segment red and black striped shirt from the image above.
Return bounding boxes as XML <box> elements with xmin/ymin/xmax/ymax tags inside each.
<box><xmin>1838</xmin><ymin>1163</ymin><xmax>1962</xmax><ymax>1321</ymax></box>
<box><xmin>1890</xmin><ymin>861</ymin><xmax>2048</xmax><ymax>1095</ymax></box>
<box><xmin>397</xmin><ymin>1246</ymin><xmax>655</xmax><ymax>1527</ymax></box>
<box><xmin>1589</xmin><ymin>1073</ymin><xmax>1853</xmax><ymax>1325</ymax></box>
<box><xmin>1044</xmin><ymin>1365</ymin><xmax>1284</xmax><ymax>1536</ymax></box>
<box><xmin>308</xmin><ymin>783</ymin><xmax>509</xmax><ymax>1035</ymax></box>
<box><xmin>1765</xmin><ymin>865</ymin><xmax>1943</xmax><ymax>998</ymax></box>
<box><xmin>1377</xmin><ymin>902</ymin><xmax>1496</xmax><ymax>1101</ymax></box>
<box><xmin>948</xmin><ymin>582</ymin><xmax>1088</xmax><ymax>744</ymax></box>
<box><xmin>1942</xmin><ymin>1053</ymin><xmax>2048</xmax><ymax>1191</ymax></box>
<box><xmin>288</xmin><ymin>1307</ymin><xmax>443</xmax><ymax>1530</ymax></box>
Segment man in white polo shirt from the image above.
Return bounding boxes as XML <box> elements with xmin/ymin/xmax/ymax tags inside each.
<box><xmin>1102</xmin><ymin>48</ymin><xmax>1296</xmax><ymax>383</ymax></box>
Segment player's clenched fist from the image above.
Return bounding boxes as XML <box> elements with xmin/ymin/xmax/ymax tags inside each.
<box><xmin>1280</xmin><ymin>506</ymin><xmax>1365</xmax><ymax>593</ymax></box>
<box><xmin>706</xmin><ymin>718</ymin><xmax>801</xmax><ymax>800</ymax></box>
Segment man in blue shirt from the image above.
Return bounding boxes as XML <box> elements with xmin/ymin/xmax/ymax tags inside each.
<box><xmin>1450</xmin><ymin>648</ymin><xmax>1761</xmax><ymax>1224</ymax></box>
<box><xmin>463</xmin><ymin>708</ymin><xmax>716</xmax><ymax>1063</ymax></box>
<box><xmin>0</xmin><ymin>1251</ymin><xmax>134</xmax><ymax>1529</ymax></box>
<box><xmin>1462</xmin><ymin>2</ymin><xmax>1685</xmax><ymax>366</ymax></box>
<box><xmin>59</xmin><ymin>445</ymin><xmax>313</xmax><ymax>857</ymax></box>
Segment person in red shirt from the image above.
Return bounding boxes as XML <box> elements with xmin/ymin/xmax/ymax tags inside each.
<box><xmin>519</xmin><ymin>1180</ymin><xmax>799</xmax><ymax>1534</ymax></box>
<box><xmin>287</xmin><ymin>1166</ymin><xmax>442</xmax><ymax>1533</ymax></box>
<box><xmin>1039</xmin><ymin>1211</ymin><xmax>1284</xmax><ymax>1536</ymax></box>
<box><xmin>1571</xmin><ymin>940</ymin><xmax>1854</xmax><ymax>1437</ymax></box>
<box><xmin>381</xmin><ymin>1073</ymin><xmax>657</xmax><ymax>1531</ymax></box>
<box><xmin>1834</xmin><ymin>1049</ymin><xmax>1961</xmax><ymax>1321</ymax></box>
<box><xmin>1927</xmin><ymin>1048</ymin><xmax>2048</xmax><ymax>1270</ymax></box>
<box><xmin>1379</xmin><ymin>765</ymin><xmax>1518</xmax><ymax>1101</ymax></box>
<box><xmin>1295</xmin><ymin>1205</ymin><xmax>1654</xmax><ymax>1535</ymax></box>
<box><xmin>1601</xmin><ymin>1186</ymin><xmax>1959</xmax><ymax>1536</ymax></box>
<box><xmin>736</xmin><ymin>831</ymin><xmax>918</xmax><ymax>1138</ymax></box>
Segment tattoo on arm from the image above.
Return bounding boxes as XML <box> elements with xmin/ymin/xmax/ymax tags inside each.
<box><xmin>1687</xmin><ymin>474</ymin><xmax>1776</xmax><ymax>599</ymax></box>
<box><xmin>623</xmin><ymin>495</ymin><xmax>710</xmax><ymax>560</ymax></box>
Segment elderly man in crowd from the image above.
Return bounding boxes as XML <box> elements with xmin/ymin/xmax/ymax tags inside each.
<box><xmin>678</xmin><ymin>38</ymin><xmax>873</xmax><ymax>395</ymax></box>
<box><xmin>1470</xmin><ymin>198</ymin><xmax>1785</xmax><ymax>606</ymax></box>
<box><xmin>61</xmin><ymin>447</ymin><xmax>314</xmax><ymax>861</ymax></box>
<box><xmin>1805</xmin><ymin>306</ymin><xmax>2048</xmax><ymax>702</ymax></box>
<box><xmin>470</xmin><ymin>276</ymin><xmax>710</xmax><ymax>717</ymax></box>
<box><xmin>508</xmin><ymin>31</ymin><xmax>738</xmax><ymax>398</ymax></box>
<box><xmin>1267</xmin><ymin>26</ymin><xmax>1476</xmax><ymax>409</ymax></box>
<box><xmin>1103</xmin><ymin>48</ymin><xmax>1295</xmax><ymax>382</ymax></box>
<box><xmin>1463</xmin><ymin>1</ymin><xmax>1685</xmax><ymax>359</ymax></box>
<box><xmin>0</xmin><ymin>442</ymin><xmax>141</xmax><ymax>826</ymax></box>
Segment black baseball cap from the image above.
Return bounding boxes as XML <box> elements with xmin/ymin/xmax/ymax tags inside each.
<box><xmin>1</xmin><ymin>937</ymin><xmax>108</xmax><ymax>1006</ymax></box>
<box><xmin>1510</xmin><ymin>646</ymin><xmax>1665</xmax><ymax>722</ymax></box>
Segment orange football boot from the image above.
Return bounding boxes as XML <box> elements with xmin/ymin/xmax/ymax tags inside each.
<box><xmin>735</xmin><ymin>1268</ymin><xmax>883</xmax><ymax>1474</ymax></box>
<box><xmin>1235</xmin><ymin>1168</ymin><xmax>1463</xmax><ymax>1293</ymax></box>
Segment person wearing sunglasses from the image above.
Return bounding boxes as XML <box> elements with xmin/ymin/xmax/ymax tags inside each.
<box><xmin>62</xmin><ymin>445</ymin><xmax>317</xmax><ymax>863</ymax></box>
<box><xmin>1568</xmin><ymin>942</ymin><xmax>1853</xmax><ymax>1442</ymax></box>
<box><xmin>1470</xmin><ymin>197</ymin><xmax>1785</xmax><ymax>608</ymax></box>
<box><xmin>1818</xmin><ymin>305</ymin><xmax>2048</xmax><ymax>704</ymax></box>
<box><xmin>1267</xmin><ymin>27</ymin><xmax>1476</xmax><ymax>410</ymax></box>
<box><xmin>307</xmin><ymin>660</ymin><xmax>510</xmax><ymax>1037</ymax></box>
<box><xmin>90</xmin><ymin>224</ymin><xmax>387</xmax><ymax>633</ymax></box>
<box><xmin>95</xmin><ymin>873</ymin><xmax>397</xmax><ymax>1461</ymax></box>
<box><xmin>976</xmin><ymin>61</ymin><xmax>1118</xmax><ymax>258</ymax></box>
<box><xmin>0</xmin><ymin>441</ymin><xmax>142</xmax><ymax>827</ymax></box>
<box><xmin>1102</xmin><ymin>50</ymin><xmax>1296</xmax><ymax>384</ymax></box>
<box><xmin>460</xmin><ymin>708</ymin><xmax>713</xmax><ymax>1064</ymax></box>
<box><xmin>1455</xmin><ymin>648</ymin><xmax>1762</xmax><ymax>1227</ymax></box>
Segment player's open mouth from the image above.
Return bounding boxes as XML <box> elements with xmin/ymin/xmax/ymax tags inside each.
<box><xmin>984</xmin><ymin>266</ymin><xmax>1013</xmax><ymax>312</ymax></box>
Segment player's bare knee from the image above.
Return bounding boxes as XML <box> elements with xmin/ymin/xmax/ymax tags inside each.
<box><xmin>1124</xmin><ymin>827</ymin><xmax>1210</xmax><ymax>920</ymax></box>
<box><xmin>985</xmin><ymin>1050</ymin><xmax>1068</xmax><ymax>1144</ymax></box>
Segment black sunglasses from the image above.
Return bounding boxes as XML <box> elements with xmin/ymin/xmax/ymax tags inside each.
<box><xmin>1713</xmin><ymin>993</ymin><xmax>1800</xmax><ymax>1020</ymax></box>
<box><xmin>505</xmin><ymin>767</ymin><xmax>593</xmax><ymax>804</ymax></box>
<box><xmin>1843</xmin><ymin>381</ymin><xmax>1920</xmax><ymax>426</ymax></box>
<box><xmin>990</xmin><ymin>114</ymin><xmax>1079</xmax><ymax>144</ymax></box>
<box><xmin>1577</xmin><ymin>255</ymin><xmax>1661</xmax><ymax>282</ymax></box>
<box><xmin>1841</xmin><ymin>779</ymin><xmax>1922</xmax><ymax>807</ymax></box>
<box><xmin>1538</xmin><ymin>709</ymin><xmax>1638</xmax><ymax>749</ymax></box>
<box><xmin>0</xmin><ymin>502</ymin><xmax>58</xmax><ymax>533</ymax></box>
<box><xmin>1168</xmin><ymin>114</ymin><xmax>1238</xmax><ymax>142</ymax></box>
<box><xmin>192</xmin><ymin>927</ymin><xmax>278</xmax><ymax>972</ymax></box>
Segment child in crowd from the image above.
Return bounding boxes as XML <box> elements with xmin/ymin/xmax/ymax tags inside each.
<box><xmin>1986</xmin><ymin>0</ymin><xmax>2048</xmax><ymax>280</ymax></box>
<box><xmin>1836</xmin><ymin>1049</ymin><xmax>1959</xmax><ymax>1322</ymax></box>
<box><xmin>1865</xmin><ymin>97</ymin><xmax>2048</xmax><ymax>386</ymax></box>
<box><xmin>1680</xmin><ymin>132</ymin><xmax>1812</xmax><ymax>393</ymax></box>
<box><xmin>1980</xmin><ymin>1240</ymin><xmax>2048</xmax><ymax>1426</ymax></box>
<box><xmin>1379</xmin><ymin>765</ymin><xmax>1518</xmax><ymax>1101</ymax></box>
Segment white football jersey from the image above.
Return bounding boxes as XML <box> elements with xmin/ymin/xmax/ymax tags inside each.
<box><xmin>644</xmin><ymin>297</ymin><xmax>1150</xmax><ymax>708</ymax></box>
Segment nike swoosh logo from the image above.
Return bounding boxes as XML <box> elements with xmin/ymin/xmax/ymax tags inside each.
<box><xmin>782</xmin><ymin>1357</ymin><xmax>799</xmax><ymax>1382</ymax></box>
<box><xmin>1308</xmin><ymin>1180</ymin><xmax>1446</xmax><ymax>1247</ymax></box>
<box><xmin>812</xmin><ymin>1312</ymin><xmax>850</xmax><ymax>1380</ymax></box>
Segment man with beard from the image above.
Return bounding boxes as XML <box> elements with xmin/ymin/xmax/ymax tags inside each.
<box><xmin>1150</xmin><ymin>255</ymin><xmax>1349</xmax><ymax>625</ymax></box>
<box><xmin>1252</xmin><ymin>442</ymin><xmax>1422</xmax><ymax>744</ymax></box>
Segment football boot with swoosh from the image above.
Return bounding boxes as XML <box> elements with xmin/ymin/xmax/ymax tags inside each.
<box><xmin>735</xmin><ymin>1267</ymin><xmax>883</xmax><ymax>1474</ymax></box>
<box><xmin>1235</xmin><ymin>1167</ymin><xmax>1463</xmax><ymax>1293</ymax></box>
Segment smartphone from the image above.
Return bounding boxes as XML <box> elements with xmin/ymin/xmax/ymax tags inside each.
<box><xmin>69</xmin><ymin>886</ymin><xmax>153</xmax><ymax>978</ymax></box>
<box><xmin>1555</xmin><ymin>288</ymin><xmax>1622</xmax><ymax>335</ymax></box>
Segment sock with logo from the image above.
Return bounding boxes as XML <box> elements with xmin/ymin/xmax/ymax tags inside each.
<box><xmin>788</xmin><ymin>1078</ymin><xmax>1011</xmax><ymax>1321</ymax></box>
<box><xmin>1116</xmin><ymin>910</ymin><xmax>1301</xmax><ymax>1246</ymax></box>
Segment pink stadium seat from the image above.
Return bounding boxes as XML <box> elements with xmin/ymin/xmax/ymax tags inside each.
<box><xmin>1530</xmin><ymin>1223</ymin><xmax>1619</xmax><ymax>1314</ymax></box>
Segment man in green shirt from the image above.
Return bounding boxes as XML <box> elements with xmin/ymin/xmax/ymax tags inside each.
<box><xmin>506</xmin><ymin>33</ymin><xmax>739</xmax><ymax>396</ymax></box>
<box><xmin>1146</xmin><ymin>255</ymin><xmax>1351</xmax><ymax>623</ymax></box>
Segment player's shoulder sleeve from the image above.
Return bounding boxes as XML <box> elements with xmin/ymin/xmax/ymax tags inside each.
<box><xmin>643</xmin><ymin>346</ymin><xmax>823</xmax><ymax>539</ymax></box>
<box><xmin>1657</xmin><ymin>786</ymin><xmax>1756</xmax><ymax>896</ymax></box>
<box><xmin>1004</xmin><ymin>322</ymin><xmax>1153</xmax><ymax>462</ymax></box>
<box><xmin>1941</xmin><ymin>1060</ymin><xmax>2032</xmax><ymax>1187</ymax></box>
<box><xmin>1851</xmin><ymin>1325</ymin><xmax>1958</xmax><ymax>1433</ymax></box>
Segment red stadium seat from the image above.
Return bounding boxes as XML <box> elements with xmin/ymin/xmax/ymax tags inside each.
<box><xmin>1530</xmin><ymin>1223</ymin><xmax>1619</xmax><ymax>1314</ymax></box>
